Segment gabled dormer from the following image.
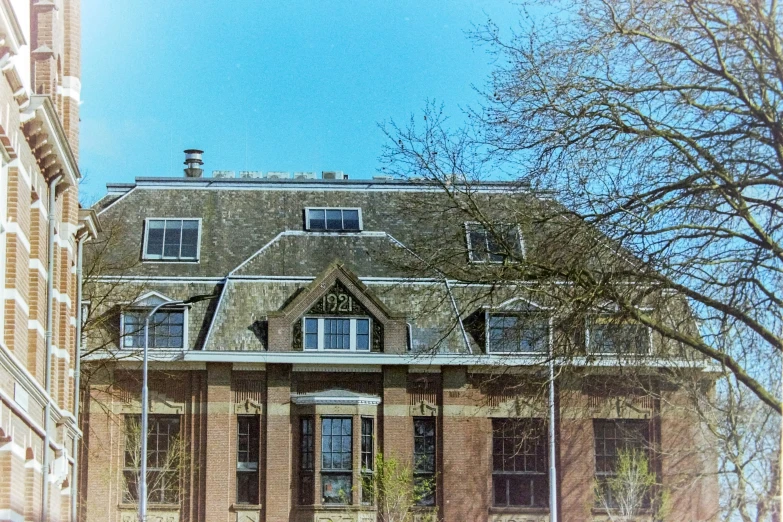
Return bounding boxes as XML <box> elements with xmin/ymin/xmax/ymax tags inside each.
<box><xmin>267</xmin><ymin>263</ymin><xmax>407</xmax><ymax>354</ymax></box>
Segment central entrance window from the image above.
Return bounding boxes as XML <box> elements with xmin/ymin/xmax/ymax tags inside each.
<box><xmin>322</xmin><ymin>417</ymin><xmax>353</xmax><ymax>504</ymax></box>
<box><xmin>304</xmin><ymin>317</ymin><xmax>371</xmax><ymax>351</ymax></box>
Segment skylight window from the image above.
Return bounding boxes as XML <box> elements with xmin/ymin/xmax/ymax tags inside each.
<box><xmin>466</xmin><ymin>223</ymin><xmax>524</xmax><ymax>263</ymax></box>
<box><xmin>143</xmin><ymin>218</ymin><xmax>201</xmax><ymax>261</ymax></box>
<box><xmin>305</xmin><ymin>208</ymin><xmax>362</xmax><ymax>231</ymax></box>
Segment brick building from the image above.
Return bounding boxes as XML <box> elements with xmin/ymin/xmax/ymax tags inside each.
<box><xmin>0</xmin><ymin>1</ymin><xmax>96</xmax><ymax>522</ymax></box>
<box><xmin>81</xmin><ymin>159</ymin><xmax>718</xmax><ymax>522</ymax></box>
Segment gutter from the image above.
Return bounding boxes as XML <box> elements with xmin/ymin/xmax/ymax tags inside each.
<box><xmin>41</xmin><ymin>174</ymin><xmax>61</xmax><ymax>521</ymax></box>
<box><xmin>70</xmin><ymin>232</ymin><xmax>85</xmax><ymax>522</ymax></box>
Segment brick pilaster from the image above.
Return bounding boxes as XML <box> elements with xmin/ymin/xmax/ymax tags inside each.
<box><xmin>440</xmin><ymin>367</ymin><xmax>490</xmax><ymax>521</ymax></box>
<box><xmin>204</xmin><ymin>363</ymin><xmax>233</xmax><ymax>521</ymax></box>
<box><xmin>265</xmin><ymin>364</ymin><xmax>291</xmax><ymax>522</ymax></box>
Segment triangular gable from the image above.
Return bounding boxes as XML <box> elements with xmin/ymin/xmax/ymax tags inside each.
<box><xmin>267</xmin><ymin>262</ymin><xmax>408</xmax><ymax>354</ymax></box>
<box><xmin>130</xmin><ymin>291</ymin><xmax>176</xmax><ymax>308</ymax></box>
<box><xmin>271</xmin><ymin>261</ymin><xmax>402</xmax><ymax>321</ymax></box>
<box><xmin>494</xmin><ymin>296</ymin><xmax>551</xmax><ymax>312</ymax></box>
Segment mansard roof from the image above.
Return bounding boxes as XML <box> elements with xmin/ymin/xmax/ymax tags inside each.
<box><xmin>92</xmin><ymin>177</ymin><xmax>553</xmax><ymax>280</ymax></box>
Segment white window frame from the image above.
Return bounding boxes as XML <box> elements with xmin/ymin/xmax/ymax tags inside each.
<box><xmin>304</xmin><ymin>207</ymin><xmax>363</xmax><ymax>231</ymax></box>
<box><xmin>303</xmin><ymin>317</ymin><xmax>372</xmax><ymax>352</ymax></box>
<box><xmin>585</xmin><ymin>317</ymin><xmax>653</xmax><ymax>355</ymax></box>
<box><xmin>142</xmin><ymin>217</ymin><xmax>202</xmax><ymax>262</ymax></box>
<box><xmin>120</xmin><ymin>306</ymin><xmax>189</xmax><ymax>350</ymax></box>
<box><xmin>485</xmin><ymin>312</ymin><xmax>553</xmax><ymax>354</ymax></box>
<box><xmin>465</xmin><ymin>222</ymin><xmax>525</xmax><ymax>264</ymax></box>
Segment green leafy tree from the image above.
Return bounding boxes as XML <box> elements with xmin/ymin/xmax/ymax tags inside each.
<box><xmin>362</xmin><ymin>454</ymin><xmax>437</xmax><ymax>522</ymax></box>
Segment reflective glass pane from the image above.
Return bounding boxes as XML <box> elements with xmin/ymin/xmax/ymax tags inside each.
<box><xmin>180</xmin><ymin>220</ymin><xmax>199</xmax><ymax>259</ymax></box>
<box><xmin>342</xmin><ymin>210</ymin><xmax>360</xmax><ymax>230</ymax></box>
<box><xmin>326</xmin><ymin>210</ymin><xmax>343</xmax><ymax>229</ymax></box>
<box><xmin>163</xmin><ymin>220</ymin><xmax>182</xmax><ymax>258</ymax></box>
<box><xmin>309</xmin><ymin>209</ymin><xmax>326</xmax><ymax>229</ymax></box>
<box><xmin>146</xmin><ymin>220</ymin><xmax>165</xmax><ymax>257</ymax></box>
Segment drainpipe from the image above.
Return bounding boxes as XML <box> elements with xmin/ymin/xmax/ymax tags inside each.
<box><xmin>70</xmin><ymin>232</ymin><xmax>84</xmax><ymax>522</ymax></box>
<box><xmin>42</xmin><ymin>173</ymin><xmax>62</xmax><ymax>521</ymax></box>
<box><xmin>548</xmin><ymin>317</ymin><xmax>558</xmax><ymax>521</ymax></box>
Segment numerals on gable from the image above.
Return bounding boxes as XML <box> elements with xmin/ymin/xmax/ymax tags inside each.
<box><xmin>308</xmin><ymin>281</ymin><xmax>369</xmax><ymax>316</ymax></box>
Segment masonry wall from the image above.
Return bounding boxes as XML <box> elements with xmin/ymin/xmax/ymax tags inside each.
<box><xmin>0</xmin><ymin>0</ymin><xmax>83</xmax><ymax>521</ymax></box>
<box><xmin>80</xmin><ymin>365</ymin><xmax>718</xmax><ymax>522</ymax></box>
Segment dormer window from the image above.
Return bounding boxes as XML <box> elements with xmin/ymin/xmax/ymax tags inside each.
<box><xmin>587</xmin><ymin>320</ymin><xmax>651</xmax><ymax>355</ymax></box>
<box><xmin>466</xmin><ymin>223</ymin><xmax>524</xmax><ymax>263</ymax></box>
<box><xmin>120</xmin><ymin>292</ymin><xmax>188</xmax><ymax>349</ymax></box>
<box><xmin>143</xmin><ymin>218</ymin><xmax>201</xmax><ymax>261</ymax></box>
<box><xmin>487</xmin><ymin>314</ymin><xmax>549</xmax><ymax>353</ymax></box>
<box><xmin>303</xmin><ymin>317</ymin><xmax>371</xmax><ymax>351</ymax></box>
<box><xmin>305</xmin><ymin>208</ymin><xmax>362</xmax><ymax>231</ymax></box>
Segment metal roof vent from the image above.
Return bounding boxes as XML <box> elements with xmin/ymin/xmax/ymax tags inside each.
<box><xmin>184</xmin><ymin>149</ymin><xmax>204</xmax><ymax>178</ymax></box>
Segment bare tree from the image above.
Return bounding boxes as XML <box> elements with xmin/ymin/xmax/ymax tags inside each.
<box><xmin>122</xmin><ymin>416</ymin><xmax>186</xmax><ymax>514</ymax></box>
<box><xmin>381</xmin><ymin>0</ymin><xmax>782</xmax><ymax>414</ymax></box>
<box><xmin>380</xmin><ymin>0</ymin><xmax>782</xmax><ymax>518</ymax></box>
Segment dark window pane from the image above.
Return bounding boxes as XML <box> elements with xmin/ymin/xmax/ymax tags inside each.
<box><xmin>468</xmin><ymin>229</ymin><xmax>488</xmax><ymax>262</ymax></box>
<box><xmin>236</xmin><ymin>471</ymin><xmax>259</xmax><ymax>504</ymax></box>
<box><xmin>491</xmin><ymin>419</ymin><xmax>548</xmax><ymax>508</ymax></box>
<box><xmin>343</xmin><ymin>210</ymin><xmax>360</xmax><ymax>230</ymax></box>
<box><xmin>413</xmin><ymin>418</ymin><xmax>436</xmax><ymax>506</ymax></box>
<box><xmin>124</xmin><ymin>416</ymin><xmax>180</xmax><ymax>504</ymax></box>
<box><xmin>309</xmin><ymin>209</ymin><xmax>326</xmax><ymax>229</ymax></box>
<box><xmin>180</xmin><ymin>220</ymin><xmax>199</xmax><ymax>259</ymax></box>
<box><xmin>326</xmin><ymin>210</ymin><xmax>342</xmax><ymax>230</ymax></box>
<box><xmin>146</xmin><ymin>220</ymin><xmax>165</xmax><ymax>257</ymax></box>
<box><xmin>163</xmin><ymin>220</ymin><xmax>182</xmax><ymax>258</ymax></box>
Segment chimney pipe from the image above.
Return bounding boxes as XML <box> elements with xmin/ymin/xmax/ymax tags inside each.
<box><xmin>183</xmin><ymin>149</ymin><xmax>204</xmax><ymax>178</ymax></box>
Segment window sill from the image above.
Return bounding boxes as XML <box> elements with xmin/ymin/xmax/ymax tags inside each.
<box><xmin>297</xmin><ymin>505</ymin><xmax>376</xmax><ymax>512</ymax></box>
<box><xmin>118</xmin><ymin>503</ymin><xmax>180</xmax><ymax>510</ymax></box>
<box><xmin>592</xmin><ymin>507</ymin><xmax>653</xmax><ymax>515</ymax></box>
<box><xmin>231</xmin><ymin>503</ymin><xmax>263</xmax><ymax>511</ymax></box>
<box><xmin>489</xmin><ymin>506</ymin><xmax>549</xmax><ymax>514</ymax></box>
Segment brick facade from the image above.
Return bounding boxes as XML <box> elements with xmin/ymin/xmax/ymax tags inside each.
<box><xmin>0</xmin><ymin>1</ymin><xmax>90</xmax><ymax>521</ymax></box>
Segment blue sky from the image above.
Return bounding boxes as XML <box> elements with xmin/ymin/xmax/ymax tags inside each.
<box><xmin>79</xmin><ymin>1</ymin><xmax>520</xmax><ymax>201</ymax></box>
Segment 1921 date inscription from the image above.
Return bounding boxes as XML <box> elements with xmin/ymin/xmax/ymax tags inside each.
<box><xmin>322</xmin><ymin>292</ymin><xmax>353</xmax><ymax>313</ymax></box>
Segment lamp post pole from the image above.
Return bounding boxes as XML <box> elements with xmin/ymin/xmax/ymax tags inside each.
<box><xmin>139</xmin><ymin>300</ymin><xmax>183</xmax><ymax>522</ymax></box>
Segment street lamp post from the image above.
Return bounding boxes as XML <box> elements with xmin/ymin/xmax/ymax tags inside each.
<box><xmin>138</xmin><ymin>292</ymin><xmax>216</xmax><ymax>522</ymax></box>
<box><xmin>139</xmin><ymin>299</ymin><xmax>183</xmax><ymax>522</ymax></box>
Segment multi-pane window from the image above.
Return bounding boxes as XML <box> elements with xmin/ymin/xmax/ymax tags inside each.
<box><xmin>305</xmin><ymin>208</ymin><xmax>362</xmax><ymax>231</ymax></box>
<box><xmin>122</xmin><ymin>309</ymin><xmax>185</xmax><ymax>349</ymax></box>
<box><xmin>589</xmin><ymin>322</ymin><xmax>651</xmax><ymax>354</ymax></box>
<box><xmin>303</xmin><ymin>317</ymin><xmax>371</xmax><ymax>351</ymax></box>
<box><xmin>321</xmin><ymin>417</ymin><xmax>353</xmax><ymax>504</ymax></box>
<box><xmin>413</xmin><ymin>418</ymin><xmax>436</xmax><ymax>506</ymax></box>
<box><xmin>492</xmin><ymin>419</ymin><xmax>548</xmax><ymax>508</ymax></box>
<box><xmin>361</xmin><ymin>417</ymin><xmax>374</xmax><ymax>504</ymax></box>
<box><xmin>123</xmin><ymin>416</ymin><xmax>180</xmax><ymax>504</ymax></box>
<box><xmin>594</xmin><ymin>419</ymin><xmax>651</xmax><ymax>508</ymax></box>
<box><xmin>236</xmin><ymin>416</ymin><xmax>260</xmax><ymax>504</ymax></box>
<box><xmin>466</xmin><ymin>223</ymin><xmax>524</xmax><ymax>263</ymax></box>
<box><xmin>488</xmin><ymin>314</ymin><xmax>549</xmax><ymax>353</ymax></box>
<box><xmin>299</xmin><ymin>416</ymin><xmax>315</xmax><ymax>505</ymax></box>
<box><xmin>144</xmin><ymin>218</ymin><xmax>200</xmax><ymax>260</ymax></box>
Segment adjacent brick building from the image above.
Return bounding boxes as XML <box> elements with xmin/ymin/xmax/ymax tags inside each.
<box><xmin>81</xmin><ymin>161</ymin><xmax>718</xmax><ymax>522</ymax></box>
<box><xmin>0</xmin><ymin>1</ymin><xmax>96</xmax><ymax>521</ymax></box>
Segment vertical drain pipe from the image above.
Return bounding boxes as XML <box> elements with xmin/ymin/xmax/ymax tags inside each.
<box><xmin>42</xmin><ymin>174</ymin><xmax>62</xmax><ymax>521</ymax></box>
<box><xmin>70</xmin><ymin>232</ymin><xmax>85</xmax><ymax>522</ymax></box>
